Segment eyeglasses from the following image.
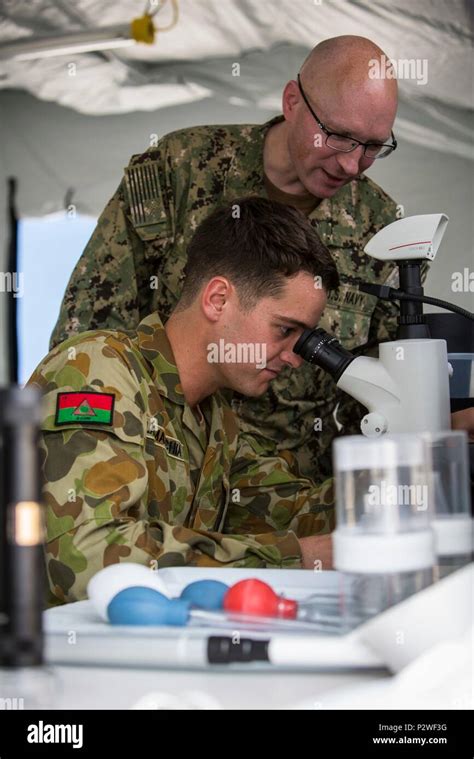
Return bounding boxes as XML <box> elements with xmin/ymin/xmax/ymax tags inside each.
<box><xmin>297</xmin><ymin>74</ymin><xmax>397</xmax><ymax>160</ymax></box>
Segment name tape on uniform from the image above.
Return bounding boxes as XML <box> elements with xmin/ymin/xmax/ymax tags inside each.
<box><xmin>151</xmin><ymin>424</ymin><xmax>184</xmax><ymax>460</ymax></box>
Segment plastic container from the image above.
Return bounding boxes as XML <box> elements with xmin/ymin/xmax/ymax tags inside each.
<box><xmin>332</xmin><ymin>434</ymin><xmax>435</xmax><ymax>625</ymax></box>
<box><xmin>422</xmin><ymin>430</ymin><xmax>472</xmax><ymax>577</ymax></box>
<box><xmin>448</xmin><ymin>353</ymin><xmax>474</xmax><ymax>398</ymax></box>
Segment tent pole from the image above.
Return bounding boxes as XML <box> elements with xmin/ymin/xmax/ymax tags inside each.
<box><xmin>6</xmin><ymin>177</ymin><xmax>18</xmax><ymax>385</ymax></box>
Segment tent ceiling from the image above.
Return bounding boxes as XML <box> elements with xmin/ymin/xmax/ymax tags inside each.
<box><xmin>0</xmin><ymin>0</ymin><xmax>472</xmax><ymax>115</ymax></box>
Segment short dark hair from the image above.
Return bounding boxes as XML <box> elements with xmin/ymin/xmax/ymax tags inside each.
<box><xmin>176</xmin><ymin>196</ymin><xmax>339</xmax><ymax>311</ymax></box>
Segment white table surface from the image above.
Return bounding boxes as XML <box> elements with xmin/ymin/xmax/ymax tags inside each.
<box><xmin>42</xmin><ymin>567</ymin><xmax>390</xmax><ymax>710</ymax></box>
<box><xmin>47</xmin><ymin>663</ymin><xmax>389</xmax><ymax>710</ymax></box>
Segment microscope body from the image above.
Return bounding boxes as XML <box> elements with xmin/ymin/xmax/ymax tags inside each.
<box><xmin>338</xmin><ymin>338</ymin><xmax>452</xmax><ymax>437</ymax></box>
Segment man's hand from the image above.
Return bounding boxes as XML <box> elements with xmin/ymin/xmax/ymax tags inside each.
<box><xmin>451</xmin><ymin>408</ymin><xmax>474</xmax><ymax>442</ymax></box>
<box><xmin>298</xmin><ymin>534</ymin><xmax>333</xmax><ymax>570</ymax></box>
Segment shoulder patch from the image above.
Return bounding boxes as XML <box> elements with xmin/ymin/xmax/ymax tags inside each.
<box><xmin>55</xmin><ymin>392</ymin><xmax>115</xmax><ymax>426</ymax></box>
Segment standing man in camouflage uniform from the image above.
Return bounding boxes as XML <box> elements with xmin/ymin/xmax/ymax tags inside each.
<box><xmin>29</xmin><ymin>198</ymin><xmax>338</xmax><ymax>605</ymax></box>
<box><xmin>51</xmin><ymin>35</ymin><xmax>401</xmax><ymax>481</ymax></box>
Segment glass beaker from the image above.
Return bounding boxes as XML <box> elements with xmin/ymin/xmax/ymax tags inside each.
<box><xmin>332</xmin><ymin>434</ymin><xmax>435</xmax><ymax>626</ymax></box>
<box><xmin>422</xmin><ymin>430</ymin><xmax>472</xmax><ymax>577</ymax></box>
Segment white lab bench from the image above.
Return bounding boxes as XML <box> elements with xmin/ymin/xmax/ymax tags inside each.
<box><xmin>41</xmin><ymin>568</ymin><xmax>389</xmax><ymax>709</ymax></box>
<box><xmin>39</xmin><ymin>565</ymin><xmax>472</xmax><ymax>710</ymax></box>
<box><xmin>47</xmin><ymin>662</ymin><xmax>389</xmax><ymax>710</ymax></box>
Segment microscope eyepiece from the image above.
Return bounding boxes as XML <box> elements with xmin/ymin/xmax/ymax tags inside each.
<box><xmin>293</xmin><ymin>327</ymin><xmax>354</xmax><ymax>381</ymax></box>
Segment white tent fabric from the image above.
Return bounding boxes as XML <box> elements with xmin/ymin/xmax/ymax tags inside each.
<box><xmin>0</xmin><ymin>1</ymin><xmax>472</xmax><ymax>158</ymax></box>
<box><xmin>0</xmin><ymin>0</ymin><xmax>472</xmax><ymax>383</ymax></box>
<box><xmin>0</xmin><ymin>1</ymin><xmax>472</xmax><ymax>111</ymax></box>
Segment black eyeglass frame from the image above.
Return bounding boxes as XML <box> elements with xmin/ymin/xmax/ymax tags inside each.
<box><xmin>297</xmin><ymin>73</ymin><xmax>397</xmax><ymax>159</ymax></box>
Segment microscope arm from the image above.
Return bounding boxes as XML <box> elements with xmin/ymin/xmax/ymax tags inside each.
<box><xmin>337</xmin><ymin>356</ymin><xmax>401</xmax><ymax>436</ymax></box>
<box><xmin>335</xmin><ymin>341</ymin><xmax>452</xmax><ymax>436</ymax></box>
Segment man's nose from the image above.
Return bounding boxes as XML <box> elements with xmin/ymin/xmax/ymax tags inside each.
<box><xmin>335</xmin><ymin>145</ymin><xmax>366</xmax><ymax>176</ymax></box>
<box><xmin>281</xmin><ymin>351</ymin><xmax>304</xmax><ymax>369</ymax></box>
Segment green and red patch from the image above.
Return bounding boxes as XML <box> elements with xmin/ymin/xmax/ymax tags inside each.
<box><xmin>55</xmin><ymin>391</ymin><xmax>115</xmax><ymax>426</ymax></box>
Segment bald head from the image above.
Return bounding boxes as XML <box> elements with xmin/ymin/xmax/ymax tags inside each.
<box><xmin>300</xmin><ymin>36</ymin><xmax>398</xmax><ymax>122</ymax></box>
<box><xmin>271</xmin><ymin>35</ymin><xmax>398</xmax><ymax>199</ymax></box>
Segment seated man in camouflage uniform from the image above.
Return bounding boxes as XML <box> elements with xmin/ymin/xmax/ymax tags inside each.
<box><xmin>50</xmin><ymin>35</ymin><xmax>402</xmax><ymax>483</ymax></box>
<box><xmin>29</xmin><ymin>198</ymin><xmax>339</xmax><ymax>606</ymax></box>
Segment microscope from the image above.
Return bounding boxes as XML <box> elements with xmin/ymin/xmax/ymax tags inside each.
<box><xmin>294</xmin><ymin>214</ymin><xmax>473</xmax><ymax>437</ymax></box>
<box><xmin>295</xmin><ymin>214</ymin><xmax>473</xmax><ymax>588</ymax></box>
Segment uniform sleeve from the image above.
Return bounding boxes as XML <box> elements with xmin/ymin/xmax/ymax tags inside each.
<box><xmin>39</xmin><ymin>426</ymin><xmax>303</xmax><ymax>606</ymax></box>
<box><xmin>226</xmin><ymin>431</ymin><xmax>335</xmax><ymax>539</ymax></box>
<box><xmin>29</xmin><ymin>337</ymin><xmax>303</xmax><ymax>606</ymax></box>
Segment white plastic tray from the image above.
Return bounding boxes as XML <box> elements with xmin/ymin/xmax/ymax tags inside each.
<box><xmin>154</xmin><ymin>566</ymin><xmax>341</xmax><ymax>599</ymax></box>
<box><xmin>44</xmin><ymin>568</ymin><xmax>384</xmax><ymax>671</ymax></box>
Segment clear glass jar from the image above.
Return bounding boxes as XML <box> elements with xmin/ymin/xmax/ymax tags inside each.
<box><xmin>332</xmin><ymin>434</ymin><xmax>436</xmax><ymax>626</ymax></box>
<box><xmin>422</xmin><ymin>430</ymin><xmax>472</xmax><ymax>577</ymax></box>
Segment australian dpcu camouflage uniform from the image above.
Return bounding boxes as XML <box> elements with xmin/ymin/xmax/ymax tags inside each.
<box><xmin>51</xmin><ymin>116</ymin><xmax>402</xmax><ymax>480</ymax></box>
<box><xmin>28</xmin><ymin>313</ymin><xmax>334</xmax><ymax>605</ymax></box>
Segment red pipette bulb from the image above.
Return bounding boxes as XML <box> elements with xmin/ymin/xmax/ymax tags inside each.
<box><xmin>223</xmin><ymin>579</ymin><xmax>297</xmax><ymax>619</ymax></box>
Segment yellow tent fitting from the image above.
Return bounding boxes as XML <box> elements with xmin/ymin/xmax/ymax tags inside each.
<box><xmin>130</xmin><ymin>14</ymin><xmax>156</xmax><ymax>45</ymax></box>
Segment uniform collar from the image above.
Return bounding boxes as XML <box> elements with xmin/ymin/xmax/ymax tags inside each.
<box><xmin>136</xmin><ymin>312</ymin><xmax>186</xmax><ymax>405</ymax></box>
<box><xmin>307</xmin><ymin>180</ymin><xmax>354</xmax><ymax>223</ymax></box>
<box><xmin>225</xmin><ymin>116</ymin><xmax>284</xmax><ymax>195</ymax></box>
<box><xmin>262</xmin><ymin>114</ymin><xmax>285</xmax><ymax>132</ymax></box>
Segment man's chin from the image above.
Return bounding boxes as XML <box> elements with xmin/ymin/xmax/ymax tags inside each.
<box><xmin>305</xmin><ymin>169</ymin><xmax>352</xmax><ymax>198</ymax></box>
<box><xmin>307</xmin><ymin>181</ymin><xmax>344</xmax><ymax>200</ymax></box>
<box><xmin>241</xmin><ymin>386</ymin><xmax>268</xmax><ymax>398</ymax></box>
<box><xmin>233</xmin><ymin>381</ymin><xmax>270</xmax><ymax>399</ymax></box>
<box><xmin>227</xmin><ymin>370</ymin><xmax>277</xmax><ymax>398</ymax></box>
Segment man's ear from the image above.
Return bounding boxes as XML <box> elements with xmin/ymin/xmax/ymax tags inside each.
<box><xmin>282</xmin><ymin>80</ymin><xmax>300</xmax><ymax>122</ymax></box>
<box><xmin>201</xmin><ymin>277</ymin><xmax>232</xmax><ymax>323</ymax></box>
